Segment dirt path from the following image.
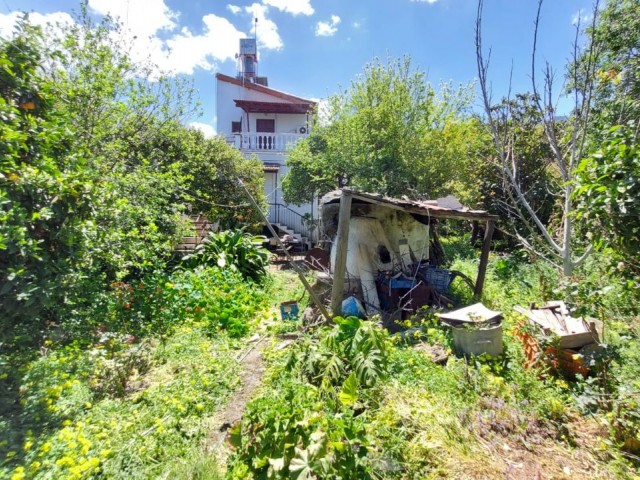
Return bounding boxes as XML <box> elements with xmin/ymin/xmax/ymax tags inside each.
<box><xmin>205</xmin><ymin>333</ymin><xmax>270</xmax><ymax>463</ymax></box>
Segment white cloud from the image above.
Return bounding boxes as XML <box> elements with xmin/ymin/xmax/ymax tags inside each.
<box><xmin>88</xmin><ymin>0</ymin><xmax>177</xmax><ymax>39</ymax></box>
<box><xmin>1</xmin><ymin>0</ymin><xmax>288</xmax><ymax>77</ymax></box>
<box><xmin>262</xmin><ymin>0</ymin><xmax>314</xmax><ymax>16</ymax></box>
<box><xmin>571</xmin><ymin>9</ymin><xmax>592</xmax><ymax>26</ymax></box>
<box><xmin>315</xmin><ymin>15</ymin><xmax>340</xmax><ymax>37</ymax></box>
<box><xmin>246</xmin><ymin>3</ymin><xmax>283</xmax><ymax>50</ymax></box>
<box><xmin>0</xmin><ymin>11</ymin><xmax>74</xmax><ymax>38</ymax></box>
<box><xmin>162</xmin><ymin>15</ymin><xmax>244</xmax><ymax>73</ymax></box>
<box><xmin>87</xmin><ymin>0</ymin><xmax>247</xmax><ymax>75</ymax></box>
<box><xmin>189</xmin><ymin>122</ymin><xmax>216</xmax><ymax>138</ymax></box>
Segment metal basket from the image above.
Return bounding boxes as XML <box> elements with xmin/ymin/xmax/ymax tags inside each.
<box><xmin>421</xmin><ymin>266</ymin><xmax>455</xmax><ymax>293</ymax></box>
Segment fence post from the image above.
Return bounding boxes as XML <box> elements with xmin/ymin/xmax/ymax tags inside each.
<box><xmin>330</xmin><ymin>190</ymin><xmax>353</xmax><ymax>317</ymax></box>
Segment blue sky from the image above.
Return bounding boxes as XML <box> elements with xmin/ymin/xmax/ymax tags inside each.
<box><xmin>3</xmin><ymin>0</ymin><xmax>594</xmax><ymax>136</ymax></box>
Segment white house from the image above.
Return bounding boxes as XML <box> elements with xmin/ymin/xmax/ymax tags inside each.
<box><xmin>216</xmin><ymin>38</ymin><xmax>317</xmax><ymax>246</ymax></box>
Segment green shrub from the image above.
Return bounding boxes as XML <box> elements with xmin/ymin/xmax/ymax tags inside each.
<box><xmin>228</xmin><ymin>378</ymin><xmax>373</xmax><ymax>480</ymax></box>
<box><xmin>106</xmin><ymin>266</ymin><xmax>267</xmax><ymax>339</ymax></box>
<box><xmin>181</xmin><ymin>229</ymin><xmax>268</xmax><ymax>283</ymax></box>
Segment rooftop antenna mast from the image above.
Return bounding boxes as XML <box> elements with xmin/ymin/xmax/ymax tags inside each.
<box><xmin>254</xmin><ymin>16</ymin><xmax>258</xmax><ymax>78</ymax></box>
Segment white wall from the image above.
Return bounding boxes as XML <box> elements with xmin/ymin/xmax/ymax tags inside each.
<box><xmin>216</xmin><ymin>79</ymin><xmax>309</xmax><ymax>135</ymax></box>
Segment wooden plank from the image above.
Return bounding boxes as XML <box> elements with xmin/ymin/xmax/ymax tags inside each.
<box><xmin>348</xmin><ymin>192</ymin><xmax>499</xmax><ymax>222</ymax></box>
<box><xmin>331</xmin><ymin>191</ymin><xmax>353</xmax><ymax>317</ymax></box>
<box><xmin>474</xmin><ymin>220</ymin><xmax>495</xmax><ymax>297</ymax></box>
<box><xmin>515</xmin><ymin>305</ymin><xmax>599</xmax><ymax>349</ymax></box>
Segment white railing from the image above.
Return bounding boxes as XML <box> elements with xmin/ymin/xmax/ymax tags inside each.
<box><xmin>226</xmin><ymin>133</ymin><xmax>307</xmax><ymax>152</ymax></box>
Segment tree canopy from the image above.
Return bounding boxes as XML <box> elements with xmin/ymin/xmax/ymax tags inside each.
<box><xmin>0</xmin><ymin>13</ymin><xmax>264</xmax><ymax>346</ymax></box>
<box><xmin>282</xmin><ymin>56</ymin><xmax>485</xmax><ymax>205</ymax></box>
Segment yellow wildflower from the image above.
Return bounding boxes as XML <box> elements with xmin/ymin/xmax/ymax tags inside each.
<box><xmin>55</xmin><ymin>456</ymin><xmax>75</xmax><ymax>467</ymax></box>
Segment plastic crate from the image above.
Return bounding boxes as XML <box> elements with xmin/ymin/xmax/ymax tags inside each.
<box><xmin>421</xmin><ymin>266</ymin><xmax>455</xmax><ymax>293</ymax></box>
<box><xmin>279</xmin><ymin>301</ymin><xmax>299</xmax><ymax>321</ymax></box>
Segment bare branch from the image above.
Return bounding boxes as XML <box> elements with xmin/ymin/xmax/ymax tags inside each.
<box><xmin>574</xmin><ymin>244</ymin><xmax>594</xmax><ymax>268</ymax></box>
<box><xmin>517</xmin><ymin>234</ymin><xmax>562</xmax><ymax>269</ymax></box>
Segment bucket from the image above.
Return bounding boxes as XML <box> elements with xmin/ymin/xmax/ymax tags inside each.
<box><xmin>341</xmin><ymin>296</ymin><xmax>366</xmax><ymax>318</ymax></box>
<box><xmin>279</xmin><ymin>301</ymin><xmax>299</xmax><ymax>321</ymax></box>
<box><xmin>452</xmin><ymin>323</ymin><xmax>503</xmax><ymax>357</ymax></box>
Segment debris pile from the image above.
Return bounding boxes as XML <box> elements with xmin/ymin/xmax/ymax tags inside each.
<box><xmin>514</xmin><ymin>301</ymin><xmax>602</xmax><ymax>376</ymax></box>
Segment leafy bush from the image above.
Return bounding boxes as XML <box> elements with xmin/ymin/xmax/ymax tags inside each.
<box><xmin>575</xmin><ymin>123</ymin><xmax>640</xmax><ymax>281</ymax></box>
<box><xmin>228</xmin><ymin>378</ymin><xmax>373</xmax><ymax>480</ymax></box>
<box><xmin>228</xmin><ymin>318</ymin><xmax>393</xmax><ymax>479</ymax></box>
<box><xmin>182</xmin><ymin>229</ymin><xmax>268</xmax><ymax>283</ymax></box>
<box><xmin>108</xmin><ymin>266</ymin><xmax>267</xmax><ymax>338</ymax></box>
<box><xmin>288</xmin><ymin>316</ymin><xmax>390</xmax><ymax>391</ymax></box>
<box><xmin>0</xmin><ymin>15</ymin><xmax>266</xmax><ymax>352</ymax></box>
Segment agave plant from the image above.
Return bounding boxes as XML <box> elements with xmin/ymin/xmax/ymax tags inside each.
<box><xmin>182</xmin><ymin>229</ymin><xmax>268</xmax><ymax>283</ymax></box>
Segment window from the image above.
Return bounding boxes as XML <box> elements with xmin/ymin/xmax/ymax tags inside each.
<box><xmin>231</xmin><ymin>121</ymin><xmax>242</xmax><ymax>133</ymax></box>
<box><xmin>256</xmin><ymin>119</ymin><xmax>275</xmax><ymax>133</ymax></box>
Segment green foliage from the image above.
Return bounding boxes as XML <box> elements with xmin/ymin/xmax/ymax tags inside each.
<box><xmin>182</xmin><ymin>229</ymin><xmax>268</xmax><ymax>283</ymax></box>
<box><xmin>575</xmin><ymin>124</ymin><xmax>640</xmax><ymax>280</ymax></box>
<box><xmin>228</xmin><ymin>378</ymin><xmax>372</xmax><ymax>480</ymax></box>
<box><xmin>228</xmin><ymin>318</ymin><xmax>391</xmax><ymax>479</ymax></box>
<box><xmin>108</xmin><ymin>266</ymin><xmax>267</xmax><ymax>339</ymax></box>
<box><xmin>583</xmin><ymin>0</ymin><xmax>640</xmax><ymax>129</ymax></box>
<box><xmin>283</xmin><ymin>56</ymin><xmax>484</xmax><ymax>204</ymax></box>
<box><xmin>0</xmin><ymin>12</ymin><xmax>264</xmax><ymax>349</ymax></box>
<box><xmin>177</xmin><ymin>134</ymin><xmax>266</xmax><ymax>229</ymax></box>
<box><xmin>0</xmin><ymin>22</ymin><xmax>98</xmax><ymax>345</ymax></box>
<box><xmin>289</xmin><ymin>316</ymin><xmax>390</xmax><ymax>391</ymax></box>
<box><xmin>0</xmin><ymin>322</ymin><xmax>243</xmax><ymax>480</ymax></box>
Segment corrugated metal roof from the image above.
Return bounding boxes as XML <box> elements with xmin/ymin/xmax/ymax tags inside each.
<box><xmin>320</xmin><ymin>188</ymin><xmax>498</xmax><ymax>221</ymax></box>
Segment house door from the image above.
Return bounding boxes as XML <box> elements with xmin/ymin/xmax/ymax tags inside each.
<box><xmin>256</xmin><ymin>119</ymin><xmax>275</xmax><ymax>150</ymax></box>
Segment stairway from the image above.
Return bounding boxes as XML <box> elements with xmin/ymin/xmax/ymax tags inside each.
<box><xmin>268</xmin><ymin>203</ymin><xmax>314</xmax><ymax>252</ymax></box>
<box><xmin>175</xmin><ymin>214</ymin><xmax>217</xmax><ymax>254</ymax></box>
<box><xmin>270</xmin><ymin>223</ymin><xmax>310</xmax><ymax>252</ymax></box>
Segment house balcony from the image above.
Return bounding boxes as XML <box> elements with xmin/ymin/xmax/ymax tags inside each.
<box><xmin>226</xmin><ymin>133</ymin><xmax>307</xmax><ymax>152</ymax></box>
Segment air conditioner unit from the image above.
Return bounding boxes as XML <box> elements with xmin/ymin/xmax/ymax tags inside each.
<box><xmin>298</xmin><ymin>126</ymin><xmax>307</xmax><ymax>134</ymax></box>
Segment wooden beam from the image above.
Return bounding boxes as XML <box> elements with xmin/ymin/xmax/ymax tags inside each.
<box><xmin>474</xmin><ymin>220</ymin><xmax>495</xmax><ymax>298</ymax></box>
<box><xmin>331</xmin><ymin>191</ymin><xmax>353</xmax><ymax>317</ymax></box>
<box><xmin>236</xmin><ymin>177</ymin><xmax>332</xmax><ymax>323</ymax></box>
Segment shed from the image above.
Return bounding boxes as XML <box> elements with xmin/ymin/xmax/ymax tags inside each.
<box><xmin>320</xmin><ymin>189</ymin><xmax>498</xmax><ymax>317</ymax></box>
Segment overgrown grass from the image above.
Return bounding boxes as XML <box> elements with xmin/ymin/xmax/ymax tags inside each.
<box><xmin>0</xmin><ymin>265</ymin><xmax>269</xmax><ymax>479</ymax></box>
<box><xmin>225</xmin><ymin>239</ymin><xmax>640</xmax><ymax>478</ymax></box>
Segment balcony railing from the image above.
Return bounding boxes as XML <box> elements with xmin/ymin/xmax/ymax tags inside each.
<box><xmin>227</xmin><ymin>133</ymin><xmax>307</xmax><ymax>152</ymax></box>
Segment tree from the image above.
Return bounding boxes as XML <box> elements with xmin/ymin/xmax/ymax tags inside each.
<box><xmin>478</xmin><ymin>93</ymin><xmax>558</xmax><ymax>237</ymax></box>
<box><xmin>283</xmin><ymin>56</ymin><xmax>484</xmax><ymax>205</ymax></box>
<box><xmin>0</xmin><ymin>12</ymin><xmax>264</xmax><ymax>346</ymax></box>
<box><xmin>584</xmin><ymin>0</ymin><xmax>640</xmax><ymax>130</ymax></box>
<box><xmin>0</xmin><ymin>22</ymin><xmax>98</xmax><ymax>342</ymax></box>
<box><xmin>575</xmin><ymin>126</ymin><xmax>640</xmax><ymax>279</ymax></box>
<box><xmin>475</xmin><ymin>0</ymin><xmax>599</xmax><ymax>276</ymax></box>
<box><xmin>572</xmin><ymin>0</ymin><xmax>640</xmax><ymax>282</ymax></box>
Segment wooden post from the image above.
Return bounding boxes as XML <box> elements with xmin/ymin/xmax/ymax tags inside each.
<box><xmin>474</xmin><ymin>220</ymin><xmax>495</xmax><ymax>298</ymax></box>
<box><xmin>331</xmin><ymin>190</ymin><xmax>353</xmax><ymax>317</ymax></box>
